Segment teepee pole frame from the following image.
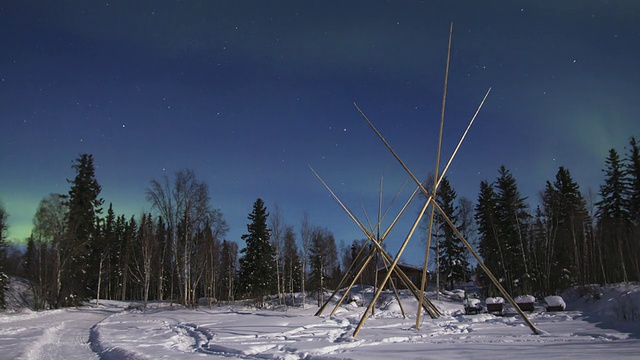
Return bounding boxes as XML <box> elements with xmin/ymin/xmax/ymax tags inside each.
<box><xmin>309</xmin><ymin>166</ymin><xmax>440</xmax><ymax>318</ymax></box>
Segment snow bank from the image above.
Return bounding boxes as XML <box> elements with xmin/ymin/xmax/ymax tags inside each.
<box><xmin>485</xmin><ymin>297</ymin><xmax>505</xmax><ymax>305</ymax></box>
<box><xmin>564</xmin><ymin>284</ymin><xmax>640</xmax><ymax>322</ymax></box>
<box><xmin>4</xmin><ymin>276</ymin><xmax>36</xmax><ymax>311</ymax></box>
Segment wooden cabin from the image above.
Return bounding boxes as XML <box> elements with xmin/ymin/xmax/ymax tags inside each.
<box><xmin>376</xmin><ymin>263</ymin><xmax>427</xmax><ymax>290</ymax></box>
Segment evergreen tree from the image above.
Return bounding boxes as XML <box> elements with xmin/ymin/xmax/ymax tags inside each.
<box><xmin>120</xmin><ymin>215</ymin><xmax>137</xmax><ymax>300</ymax></box>
<box><xmin>475</xmin><ymin>167</ymin><xmax>531</xmax><ymax>296</ymax></box>
<box><xmin>624</xmin><ymin>136</ymin><xmax>640</xmax><ymax>279</ymax></box>
<box><xmin>432</xmin><ymin>177</ymin><xmax>469</xmax><ymax>290</ymax></box>
<box><xmin>111</xmin><ymin>214</ymin><xmax>126</xmax><ymax>300</ymax></box>
<box><xmin>61</xmin><ymin>154</ymin><xmax>104</xmax><ymax>306</ymax></box>
<box><xmin>626</xmin><ymin>137</ymin><xmax>640</xmax><ymax>225</ymax></box>
<box><xmin>528</xmin><ymin>206</ymin><xmax>547</xmax><ymax>292</ymax></box>
<box><xmin>596</xmin><ymin>149</ymin><xmax>632</xmax><ymax>283</ymax></box>
<box><xmin>237</xmin><ymin>199</ymin><xmax>277</xmax><ymax>305</ymax></box>
<box><xmin>540</xmin><ymin>167</ymin><xmax>589</xmax><ymax>293</ymax></box>
<box><xmin>101</xmin><ymin>204</ymin><xmax>116</xmax><ymax>300</ymax></box>
<box><xmin>494</xmin><ymin>165</ymin><xmax>531</xmax><ymax>295</ymax></box>
<box><xmin>0</xmin><ymin>203</ymin><xmax>8</xmax><ymax>310</ymax></box>
<box><xmin>475</xmin><ymin>180</ymin><xmax>503</xmax><ymax>295</ymax></box>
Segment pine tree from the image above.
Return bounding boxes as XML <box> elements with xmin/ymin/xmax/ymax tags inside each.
<box><xmin>596</xmin><ymin>149</ymin><xmax>631</xmax><ymax>283</ymax></box>
<box><xmin>120</xmin><ymin>215</ymin><xmax>137</xmax><ymax>301</ymax></box>
<box><xmin>61</xmin><ymin>154</ymin><xmax>104</xmax><ymax>306</ymax></box>
<box><xmin>540</xmin><ymin>167</ymin><xmax>589</xmax><ymax>293</ymax></box>
<box><xmin>494</xmin><ymin>165</ymin><xmax>531</xmax><ymax>295</ymax></box>
<box><xmin>237</xmin><ymin>199</ymin><xmax>277</xmax><ymax>305</ymax></box>
<box><xmin>432</xmin><ymin>177</ymin><xmax>468</xmax><ymax>290</ymax></box>
<box><xmin>100</xmin><ymin>204</ymin><xmax>116</xmax><ymax>300</ymax></box>
<box><xmin>111</xmin><ymin>214</ymin><xmax>126</xmax><ymax>300</ymax></box>
<box><xmin>627</xmin><ymin>137</ymin><xmax>640</xmax><ymax>225</ymax></box>
<box><xmin>624</xmin><ymin>136</ymin><xmax>640</xmax><ymax>280</ymax></box>
<box><xmin>475</xmin><ymin>180</ymin><xmax>503</xmax><ymax>295</ymax></box>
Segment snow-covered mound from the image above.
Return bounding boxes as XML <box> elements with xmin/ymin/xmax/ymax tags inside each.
<box><xmin>544</xmin><ymin>295</ymin><xmax>566</xmax><ymax>310</ymax></box>
<box><xmin>514</xmin><ymin>295</ymin><xmax>535</xmax><ymax>304</ymax></box>
<box><xmin>3</xmin><ymin>276</ymin><xmax>36</xmax><ymax>311</ymax></box>
<box><xmin>486</xmin><ymin>297</ymin><xmax>505</xmax><ymax>304</ymax></box>
<box><xmin>463</xmin><ymin>298</ymin><xmax>481</xmax><ymax>307</ymax></box>
<box><xmin>563</xmin><ymin>283</ymin><xmax>640</xmax><ymax>322</ymax></box>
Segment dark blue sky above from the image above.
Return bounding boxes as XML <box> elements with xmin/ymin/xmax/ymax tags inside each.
<box><xmin>2</xmin><ymin>1</ymin><xmax>639</xmax><ymax>265</ymax></box>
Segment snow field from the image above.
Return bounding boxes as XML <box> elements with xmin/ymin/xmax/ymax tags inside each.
<box><xmin>1</xmin><ymin>285</ymin><xmax>640</xmax><ymax>359</ymax></box>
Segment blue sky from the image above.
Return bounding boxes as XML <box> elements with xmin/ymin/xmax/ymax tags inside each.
<box><xmin>1</xmin><ymin>1</ymin><xmax>639</xmax><ymax>266</ymax></box>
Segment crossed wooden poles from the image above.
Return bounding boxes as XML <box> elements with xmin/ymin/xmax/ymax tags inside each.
<box><xmin>311</xmin><ymin>23</ymin><xmax>541</xmax><ymax>338</ymax></box>
<box><xmin>310</xmin><ymin>166</ymin><xmax>441</xmax><ymax>320</ymax></box>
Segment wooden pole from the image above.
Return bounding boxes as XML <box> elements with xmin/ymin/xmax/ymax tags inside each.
<box><xmin>417</xmin><ymin>21</ymin><xmax>453</xmax><ymax>330</ymax></box>
<box><xmin>357</xmin><ymin>103</ymin><xmax>542</xmax><ymax>336</ymax></box>
<box><xmin>310</xmin><ymin>166</ymin><xmax>440</xmax><ymax>318</ymax></box>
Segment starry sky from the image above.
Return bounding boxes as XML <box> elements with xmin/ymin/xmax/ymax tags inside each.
<box><xmin>1</xmin><ymin>1</ymin><xmax>639</xmax><ymax>266</ymax></box>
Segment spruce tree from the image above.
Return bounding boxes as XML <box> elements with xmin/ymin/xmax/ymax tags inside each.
<box><xmin>597</xmin><ymin>149</ymin><xmax>631</xmax><ymax>283</ymax></box>
<box><xmin>237</xmin><ymin>199</ymin><xmax>276</xmax><ymax>305</ymax></box>
<box><xmin>61</xmin><ymin>154</ymin><xmax>103</xmax><ymax>306</ymax></box>
<box><xmin>540</xmin><ymin>167</ymin><xmax>589</xmax><ymax>292</ymax></box>
<box><xmin>475</xmin><ymin>180</ymin><xmax>503</xmax><ymax>295</ymax></box>
<box><xmin>432</xmin><ymin>177</ymin><xmax>468</xmax><ymax>290</ymax></box>
<box><xmin>624</xmin><ymin>136</ymin><xmax>640</xmax><ymax>280</ymax></box>
<box><xmin>101</xmin><ymin>204</ymin><xmax>117</xmax><ymax>300</ymax></box>
<box><xmin>494</xmin><ymin>165</ymin><xmax>531</xmax><ymax>295</ymax></box>
<box><xmin>626</xmin><ymin>137</ymin><xmax>640</xmax><ymax>225</ymax></box>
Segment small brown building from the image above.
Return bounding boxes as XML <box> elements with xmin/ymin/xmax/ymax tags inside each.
<box><xmin>376</xmin><ymin>263</ymin><xmax>427</xmax><ymax>290</ymax></box>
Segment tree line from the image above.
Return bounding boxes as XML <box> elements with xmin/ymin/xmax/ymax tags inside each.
<box><xmin>0</xmin><ymin>154</ymin><xmax>348</xmax><ymax>309</ymax></box>
<box><xmin>0</xmin><ymin>135</ymin><xmax>638</xmax><ymax>309</ymax></box>
<box><xmin>431</xmin><ymin>136</ymin><xmax>640</xmax><ymax>297</ymax></box>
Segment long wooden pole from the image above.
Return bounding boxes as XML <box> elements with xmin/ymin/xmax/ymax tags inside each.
<box><xmin>430</xmin><ymin>199</ymin><xmax>541</xmax><ymax>335</ymax></box>
<box><xmin>310</xmin><ymin>167</ymin><xmax>415</xmax><ymax>316</ymax></box>
<box><xmin>310</xmin><ymin>166</ymin><xmax>440</xmax><ymax>317</ymax></box>
<box><xmin>357</xmin><ymin>103</ymin><xmax>542</xmax><ymax>336</ymax></box>
<box><xmin>417</xmin><ymin>21</ymin><xmax>453</xmax><ymax>330</ymax></box>
<box><xmin>314</xmin><ymin>177</ymin><xmax>409</xmax><ymax>316</ymax></box>
<box><xmin>353</xmin><ymin>190</ymin><xmax>433</xmax><ymax>337</ymax></box>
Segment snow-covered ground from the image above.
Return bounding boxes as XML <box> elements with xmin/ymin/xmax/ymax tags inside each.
<box><xmin>1</xmin><ymin>281</ymin><xmax>639</xmax><ymax>359</ymax></box>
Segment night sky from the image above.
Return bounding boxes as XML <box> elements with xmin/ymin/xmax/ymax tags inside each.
<box><xmin>2</xmin><ymin>1</ymin><xmax>639</xmax><ymax>266</ymax></box>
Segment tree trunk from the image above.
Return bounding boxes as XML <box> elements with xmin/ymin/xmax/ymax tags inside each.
<box><xmin>96</xmin><ymin>254</ymin><xmax>103</xmax><ymax>305</ymax></box>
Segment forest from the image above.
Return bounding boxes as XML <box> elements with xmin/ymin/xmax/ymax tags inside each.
<box><xmin>0</xmin><ymin>136</ymin><xmax>638</xmax><ymax>310</ymax></box>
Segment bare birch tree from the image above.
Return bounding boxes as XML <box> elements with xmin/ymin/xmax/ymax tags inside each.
<box><xmin>146</xmin><ymin>169</ymin><xmax>225</xmax><ymax>305</ymax></box>
<box><xmin>300</xmin><ymin>211</ymin><xmax>312</xmax><ymax>308</ymax></box>
<box><xmin>269</xmin><ymin>203</ymin><xmax>285</xmax><ymax>304</ymax></box>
